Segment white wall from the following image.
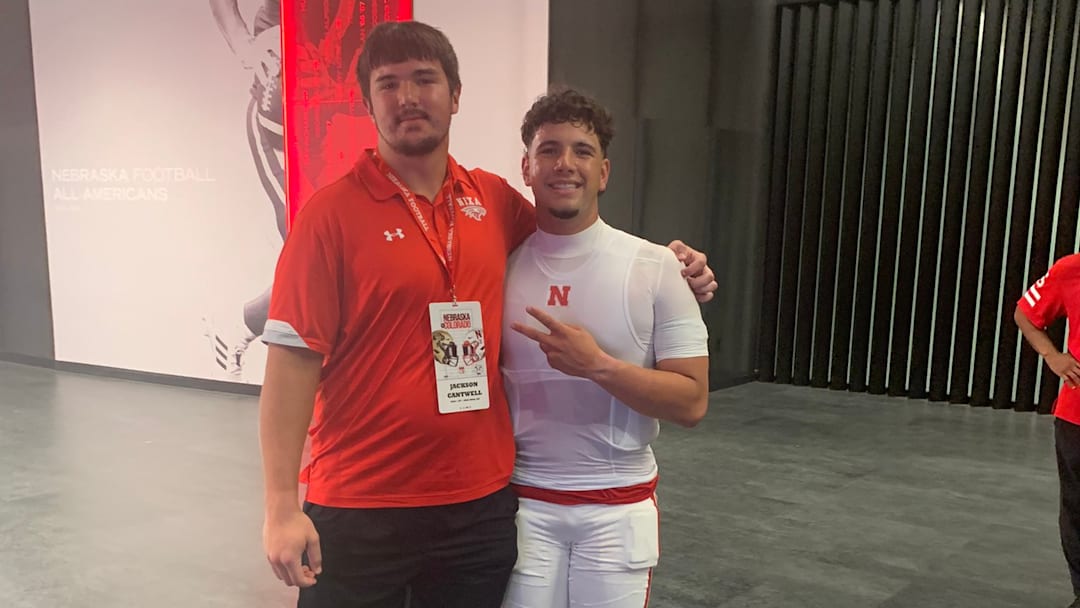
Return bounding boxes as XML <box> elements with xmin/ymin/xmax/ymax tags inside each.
<box><xmin>28</xmin><ymin>0</ymin><xmax>547</xmax><ymax>382</ymax></box>
<box><xmin>417</xmin><ymin>0</ymin><xmax>548</xmax><ymax>200</ymax></box>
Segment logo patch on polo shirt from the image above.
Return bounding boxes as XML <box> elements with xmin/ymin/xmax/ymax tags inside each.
<box><xmin>384</xmin><ymin>228</ymin><xmax>405</xmax><ymax>241</ymax></box>
<box><xmin>456</xmin><ymin>196</ymin><xmax>487</xmax><ymax>222</ymax></box>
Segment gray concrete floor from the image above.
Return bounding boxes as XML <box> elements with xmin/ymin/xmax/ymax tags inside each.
<box><xmin>0</xmin><ymin>361</ymin><xmax>1072</xmax><ymax>607</ymax></box>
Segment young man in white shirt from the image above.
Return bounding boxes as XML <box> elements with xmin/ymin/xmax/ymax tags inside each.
<box><xmin>501</xmin><ymin>88</ymin><xmax>710</xmax><ymax>607</ymax></box>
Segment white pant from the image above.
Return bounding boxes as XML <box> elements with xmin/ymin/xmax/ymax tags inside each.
<box><xmin>502</xmin><ymin>496</ymin><xmax>660</xmax><ymax>608</ymax></box>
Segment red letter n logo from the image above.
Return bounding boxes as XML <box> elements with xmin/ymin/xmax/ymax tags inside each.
<box><xmin>547</xmin><ymin>285</ymin><xmax>571</xmax><ymax>307</ymax></box>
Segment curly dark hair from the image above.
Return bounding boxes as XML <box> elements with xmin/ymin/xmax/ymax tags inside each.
<box><xmin>520</xmin><ymin>88</ymin><xmax>615</xmax><ymax>156</ymax></box>
<box><xmin>356</xmin><ymin>21</ymin><xmax>461</xmax><ymax>103</ymax></box>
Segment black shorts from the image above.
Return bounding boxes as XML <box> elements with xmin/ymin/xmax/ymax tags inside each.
<box><xmin>297</xmin><ymin>486</ymin><xmax>518</xmax><ymax>608</ymax></box>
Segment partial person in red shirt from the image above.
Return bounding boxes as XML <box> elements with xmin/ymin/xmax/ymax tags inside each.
<box><xmin>1015</xmin><ymin>253</ymin><xmax>1080</xmax><ymax>608</ymax></box>
<box><xmin>258</xmin><ymin>20</ymin><xmax>718</xmax><ymax>608</ymax></box>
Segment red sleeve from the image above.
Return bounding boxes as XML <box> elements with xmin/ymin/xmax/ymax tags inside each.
<box><xmin>265</xmin><ymin>199</ymin><xmax>342</xmax><ymax>355</ymax></box>
<box><xmin>1017</xmin><ymin>259</ymin><xmax>1069</xmax><ymax>329</ymax></box>
<box><xmin>501</xmin><ymin>180</ymin><xmax>536</xmax><ymax>252</ymax></box>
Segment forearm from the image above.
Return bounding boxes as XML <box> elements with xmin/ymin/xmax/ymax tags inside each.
<box><xmin>589</xmin><ymin>355</ymin><xmax>709</xmax><ymax>427</ymax></box>
<box><xmin>209</xmin><ymin>0</ymin><xmax>252</xmax><ymax>52</ymax></box>
<box><xmin>1015</xmin><ymin>307</ymin><xmax>1059</xmax><ymax>358</ymax></box>
<box><xmin>260</xmin><ymin>345</ymin><xmax>322</xmax><ymax>516</ymax></box>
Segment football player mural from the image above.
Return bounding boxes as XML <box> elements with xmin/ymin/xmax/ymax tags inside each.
<box><xmin>206</xmin><ymin>0</ymin><xmax>411</xmax><ymax>381</ymax></box>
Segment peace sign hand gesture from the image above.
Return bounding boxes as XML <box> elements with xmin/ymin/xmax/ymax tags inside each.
<box><xmin>511</xmin><ymin>307</ymin><xmax>612</xmax><ymax>379</ymax></box>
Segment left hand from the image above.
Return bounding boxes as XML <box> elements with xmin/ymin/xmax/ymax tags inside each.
<box><xmin>512</xmin><ymin>307</ymin><xmax>611</xmax><ymax>379</ymax></box>
<box><xmin>668</xmin><ymin>240</ymin><xmax>717</xmax><ymax>303</ymax></box>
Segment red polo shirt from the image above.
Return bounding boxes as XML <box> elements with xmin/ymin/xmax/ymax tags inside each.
<box><xmin>266</xmin><ymin>150</ymin><xmax>536</xmax><ymax>508</ymax></box>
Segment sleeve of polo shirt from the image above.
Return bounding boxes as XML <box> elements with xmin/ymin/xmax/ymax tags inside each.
<box><xmin>263</xmin><ymin>203</ymin><xmax>342</xmax><ymax>356</ymax></box>
<box><xmin>1018</xmin><ymin>258</ymin><xmax>1067</xmax><ymax>329</ymax></box>
<box><xmin>502</xmin><ymin>181</ymin><xmax>537</xmax><ymax>252</ymax></box>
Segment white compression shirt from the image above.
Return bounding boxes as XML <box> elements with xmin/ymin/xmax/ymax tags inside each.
<box><xmin>501</xmin><ymin>219</ymin><xmax>709</xmax><ymax>491</ymax></box>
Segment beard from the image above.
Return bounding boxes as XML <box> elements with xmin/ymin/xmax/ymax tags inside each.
<box><xmin>389</xmin><ymin>133</ymin><xmax>444</xmax><ymax>157</ymax></box>
<box><xmin>374</xmin><ymin>113</ymin><xmax>447</xmax><ymax>157</ymax></box>
<box><xmin>547</xmin><ymin>206</ymin><xmax>580</xmax><ymax>220</ymax></box>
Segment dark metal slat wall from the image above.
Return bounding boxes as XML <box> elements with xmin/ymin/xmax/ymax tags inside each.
<box><xmin>909</xmin><ymin>0</ymin><xmax>959</xmax><ymax>400</ymax></box>
<box><xmin>850</xmin><ymin>0</ymin><xmax>893</xmax><ymax>393</ymax></box>
<box><xmin>954</xmin><ymin>0</ymin><xmax>1005</xmax><ymax>404</ymax></box>
<box><xmin>889</xmin><ymin>0</ymin><xmax>936</xmax><ymax>398</ymax></box>
<box><xmin>829</xmin><ymin>0</ymin><xmax>876</xmax><ymax>390</ymax></box>
<box><xmin>760</xmin><ymin>0</ymin><xmax>1080</xmax><ymax>411</ymax></box>
<box><xmin>972</xmin><ymin>0</ymin><xmax>1027</xmax><ymax>407</ymax></box>
<box><xmin>869</xmin><ymin>0</ymin><xmax>915</xmax><ymax>396</ymax></box>
<box><xmin>795</xmin><ymin>5</ymin><xmax>834</xmax><ymax>386</ymax></box>
<box><xmin>812</xmin><ymin>1</ymin><xmax>855</xmax><ymax>388</ymax></box>
<box><xmin>775</xmin><ymin>5</ymin><xmax>816</xmax><ymax>385</ymax></box>
<box><xmin>931</xmin><ymin>0</ymin><xmax>980</xmax><ymax>402</ymax></box>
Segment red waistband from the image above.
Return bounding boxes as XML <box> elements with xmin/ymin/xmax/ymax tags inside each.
<box><xmin>511</xmin><ymin>477</ymin><xmax>658</xmax><ymax>506</ymax></box>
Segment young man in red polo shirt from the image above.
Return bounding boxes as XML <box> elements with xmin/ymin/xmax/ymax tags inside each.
<box><xmin>258</xmin><ymin>21</ymin><xmax>718</xmax><ymax>608</ymax></box>
<box><xmin>1015</xmin><ymin>254</ymin><xmax>1080</xmax><ymax>608</ymax></box>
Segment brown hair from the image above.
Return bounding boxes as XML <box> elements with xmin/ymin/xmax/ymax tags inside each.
<box><xmin>520</xmin><ymin>87</ymin><xmax>615</xmax><ymax>156</ymax></box>
<box><xmin>356</xmin><ymin>21</ymin><xmax>461</xmax><ymax>102</ymax></box>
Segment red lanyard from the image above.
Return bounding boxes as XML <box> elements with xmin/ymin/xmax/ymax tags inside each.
<box><xmin>382</xmin><ymin>164</ymin><xmax>459</xmax><ymax>303</ymax></box>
